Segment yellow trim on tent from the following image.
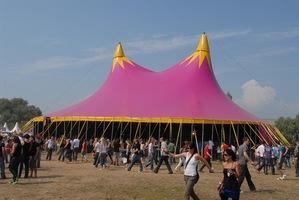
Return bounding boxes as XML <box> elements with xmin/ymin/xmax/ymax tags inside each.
<box><xmin>32</xmin><ymin>116</ymin><xmax>264</xmax><ymax>125</ymax></box>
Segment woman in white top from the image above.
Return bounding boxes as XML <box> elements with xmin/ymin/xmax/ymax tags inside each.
<box><xmin>169</xmin><ymin>142</ymin><xmax>214</xmax><ymax>200</ymax></box>
<box><xmin>99</xmin><ymin>137</ymin><xmax>108</xmax><ymax>170</ymax></box>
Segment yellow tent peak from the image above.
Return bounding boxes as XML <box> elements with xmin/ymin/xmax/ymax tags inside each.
<box><xmin>196</xmin><ymin>33</ymin><xmax>210</xmax><ymax>53</ymax></box>
<box><xmin>182</xmin><ymin>32</ymin><xmax>211</xmax><ymax>68</ymax></box>
<box><xmin>112</xmin><ymin>42</ymin><xmax>134</xmax><ymax>72</ymax></box>
<box><xmin>114</xmin><ymin>42</ymin><xmax>125</xmax><ymax>58</ymax></box>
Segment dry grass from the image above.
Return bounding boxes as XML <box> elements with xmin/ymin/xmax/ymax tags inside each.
<box><xmin>2</xmin><ymin>152</ymin><xmax>299</xmax><ymax>200</ymax></box>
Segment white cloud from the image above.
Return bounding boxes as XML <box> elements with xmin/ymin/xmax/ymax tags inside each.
<box><xmin>259</xmin><ymin>28</ymin><xmax>299</xmax><ymax>39</ymax></box>
<box><xmin>123</xmin><ymin>29</ymin><xmax>251</xmax><ymax>55</ymax></box>
<box><xmin>19</xmin><ymin>51</ymin><xmax>111</xmax><ymax>74</ymax></box>
<box><xmin>240</xmin><ymin>79</ymin><xmax>276</xmax><ymax>107</ymax></box>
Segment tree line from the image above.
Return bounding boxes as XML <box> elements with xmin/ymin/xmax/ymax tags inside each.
<box><xmin>0</xmin><ymin>98</ymin><xmax>42</xmax><ymax>129</ymax></box>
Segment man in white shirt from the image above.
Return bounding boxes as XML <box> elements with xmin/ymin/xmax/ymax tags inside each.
<box><xmin>45</xmin><ymin>136</ymin><xmax>55</xmax><ymax>161</ymax></box>
<box><xmin>144</xmin><ymin>137</ymin><xmax>154</xmax><ymax>170</ymax></box>
<box><xmin>256</xmin><ymin>141</ymin><xmax>266</xmax><ymax>173</ymax></box>
<box><xmin>152</xmin><ymin>137</ymin><xmax>173</xmax><ymax>174</ymax></box>
<box><xmin>73</xmin><ymin>136</ymin><xmax>80</xmax><ymax>161</ymax></box>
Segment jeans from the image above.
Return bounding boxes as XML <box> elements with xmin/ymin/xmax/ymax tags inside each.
<box><xmin>0</xmin><ymin>156</ymin><xmax>6</xmax><ymax>178</ymax></box>
<box><xmin>184</xmin><ymin>175</ymin><xmax>200</xmax><ymax>200</ymax></box>
<box><xmin>153</xmin><ymin>155</ymin><xmax>173</xmax><ymax>173</ymax></box>
<box><xmin>127</xmin><ymin>154</ymin><xmax>143</xmax><ymax>172</ymax></box>
<box><xmin>99</xmin><ymin>153</ymin><xmax>107</xmax><ymax>167</ymax></box>
<box><xmin>238</xmin><ymin>164</ymin><xmax>256</xmax><ymax>191</ymax></box>
<box><xmin>9</xmin><ymin>157</ymin><xmax>21</xmax><ymax>182</ymax></box>
<box><xmin>46</xmin><ymin>148</ymin><xmax>53</xmax><ymax>160</ymax></box>
<box><xmin>284</xmin><ymin>156</ymin><xmax>291</xmax><ymax>168</ymax></box>
<box><xmin>199</xmin><ymin>158</ymin><xmax>211</xmax><ymax>171</ymax></box>
<box><xmin>58</xmin><ymin>148</ymin><xmax>65</xmax><ymax>161</ymax></box>
<box><xmin>73</xmin><ymin>147</ymin><xmax>79</xmax><ymax>161</ymax></box>
<box><xmin>93</xmin><ymin>152</ymin><xmax>99</xmax><ymax>167</ymax></box>
<box><xmin>19</xmin><ymin>154</ymin><xmax>30</xmax><ymax>178</ymax></box>
<box><xmin>257</xmin><ymin>157</ymin><xmax>265</xmax><ymax>172</ymax></box>
<box><xmin>264</xmin><ymin>158</ymin><xmax>275</xmax><ymax>175</ymax></box>
<box><xmin>37</xmin><ymin>150</ymin><xmax>41</xmax><ymax>168</ymax></box>
<box><xmin>144</xmin><ymin>154</ymin><xmax>154</xmax><ymax>170</ymax></box>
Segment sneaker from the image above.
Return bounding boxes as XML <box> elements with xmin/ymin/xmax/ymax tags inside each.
<box><xmin>283</xmin><ymin>174</ymin><xmax>287</xmax><ymax>178</ymax></box>
<box><xmin>16</xmin><ymin>178</ymin><xmax>21</xmax><ymax>183</ymax></box>
<box><xmin>168</xmin><ymin>171</ymin><xmax>173</xmax><ymax>174</ymax></box>
<box><xmin>9</xmin><ymin>179</ymin><xmax>19</xmax><ymax>184</ymax></box>
<box><xmin>277</xmin><ymin>176</ymin><xmax>285</xmax><ymax>180</ymax></box>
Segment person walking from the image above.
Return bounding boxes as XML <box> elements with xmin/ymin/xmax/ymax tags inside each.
<box><xmin>19</xmin><ymin>134</ymin><xmax>30</xmax><ymax>178</ymax></box>
<box><xmin>168</xmin><ymin>139</ymin><xmax>175</xmax><ymax>163</ymax></box>
<box><xmin>169</xmin><ymin>142</ymin><xmax>213</xmax><ymax>200</ymax></box>
<box><xmin>81</xmin><ymin>139</ymin><xmax>88</xmax><ymax>162</ymax></box>
<box><xmin>126</xmin><ymin>139</ymin><xmax>143</xmax><ymax>172</ymax></box>
<box><xmin>0</xmin><ymin>135</ymin><xmax>7</xmax><ymax>179</ymax></box>
<box><xmin>99</xmin><ymin>137</ymin><xmax>108</xmax><ymax>170</ymax></box>
<box><xmin>199</xmin><ymin>141</ymin><xmax>212</xmax><ymax>172</ymax></box>
<box><xmin>152</xmin><ymin>137</ymin><xmax>173</xmax><ymax>174</ymax></box>
<box><xmin>45</xmin><ymin>136</ymin><xmax>55</xmax><ymax>161</ymax></box>
<box><xmin>73</xmin><ymin>136</ymin><xmax>80</xmax><ymax>161</ymax></box>
<box><xmin>237</xmin><ymin>137</ymin><xmax>257</xmax><ymax>192</ymax></box>
<box><xmin>217</xmin><ymin>149</ymin><xmax>240</xmax><ymax>200</ymax></box>
<box><xmin>144</xmin><ymin>137</ymin><xmax>155</xmax><ymax>170</ymax></box>
<box><xmin>264</xmin><ymin>142</ymin><xmax>275</xmax><ymax>175</ymax></box>
<box><xmin>9</xmin><ymin>136</ymin><xmax>22</xmax><ymax>184</ymax></box>
<box><xmin>276</xmin><ymin>142</ymin><xmax>286</xmax><ymax>180</ymax></box>
<box><xmin>292</xmin><ymin>141</ymin><xmax>299</xmax><ymax>177</ymax></box>
<box><xmin>112</xmin><ymin>139</ymin><xmax>120</xmax><ymax>166</ymax></box>
<box><xmin>256</xmin><ymin>141</ymin><xmax>266</xmax><ymax>173</ymax></box>
<box><xmin>29</xmin><ymin>135</ymin><xmax>40</xmax><ymax>178</ymax></box>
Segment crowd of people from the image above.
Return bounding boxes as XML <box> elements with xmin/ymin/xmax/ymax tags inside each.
<box><xmin>1</xmin><ymin>133</ymin><xmax>299</xmax><ymax>199</ymax></box>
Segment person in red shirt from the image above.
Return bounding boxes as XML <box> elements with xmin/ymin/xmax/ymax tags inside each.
<box><xmin>81</xmin><ymin>139</ymin><xmax>88</xmax><ymax>162</ymax></box>
<box><xmin>199</xmin><ymin>141</ymin><xmax>214</xmax><ymax>172</ymax></box>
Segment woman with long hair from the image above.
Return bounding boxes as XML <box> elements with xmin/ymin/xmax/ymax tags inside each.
<box><xmin>169</xmin><ymin>142</ymin><xmax>214</xmax><ymax>200</ymax></box>
<box><xmin>217</xmin><ymin>149</ymin><xmax>240</xmax><ymax>200</ymax></box>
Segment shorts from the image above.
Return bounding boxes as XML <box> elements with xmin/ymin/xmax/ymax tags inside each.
<box><xmin>277</xmin><ymin>157</ymin><xmax>284</xmax><ymax>170</ymax></box>
<box><xmin>29</xmin><ymin>156</ymin><xmax>37</xmax><ymax>169</ymax></box>
<box><xmin>113</xmin><ymin>152</ymin><xmax>120</xmax><ymax>158</ymax></box>
<box><xmin>81</xmin><ymin>150</ymin><xmax>87</xmax><ymax>156</ymax></box>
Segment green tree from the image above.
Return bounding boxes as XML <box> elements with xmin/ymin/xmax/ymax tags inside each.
<box><xmin>0</xmin><ymin>98</ymin><xmax>42</xmax><ymax>129</ymax></box>
<box><xmin>275</xmin><ymin>116</ymin><xmax>297</xmax><ymax>144</ymax></box>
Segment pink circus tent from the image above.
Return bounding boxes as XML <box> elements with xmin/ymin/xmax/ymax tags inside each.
<box><xmin>47</xmin><ymin>34</ymin><xmax>260</xmax><ymax>124</ymax></box>
<box><xmin>30</xmin><ymin>33</ymin><xmax>289</xmax><ymax>146</ymax></box>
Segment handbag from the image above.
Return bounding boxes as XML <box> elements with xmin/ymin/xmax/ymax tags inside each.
<box><xmin>219</xmin><ymin>184</ymin><xmax>225</xmax><ymax>198</ymax></box>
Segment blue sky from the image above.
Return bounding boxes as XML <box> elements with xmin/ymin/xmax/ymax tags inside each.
<box><xmin>1</xmin><ymin>1</ymin><xmax>299</xmax><ymax>120</ymax></box>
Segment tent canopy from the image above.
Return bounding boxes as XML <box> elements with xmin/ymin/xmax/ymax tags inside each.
<box><xmin>28</xmin><ymin>33</ymin><xmax>289</xmax><ymax>146</ymax></box>
<box><xmin>41</xmin><ymin>34</ymin><xmax>261</xmax><ymax>125</ymax></box>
